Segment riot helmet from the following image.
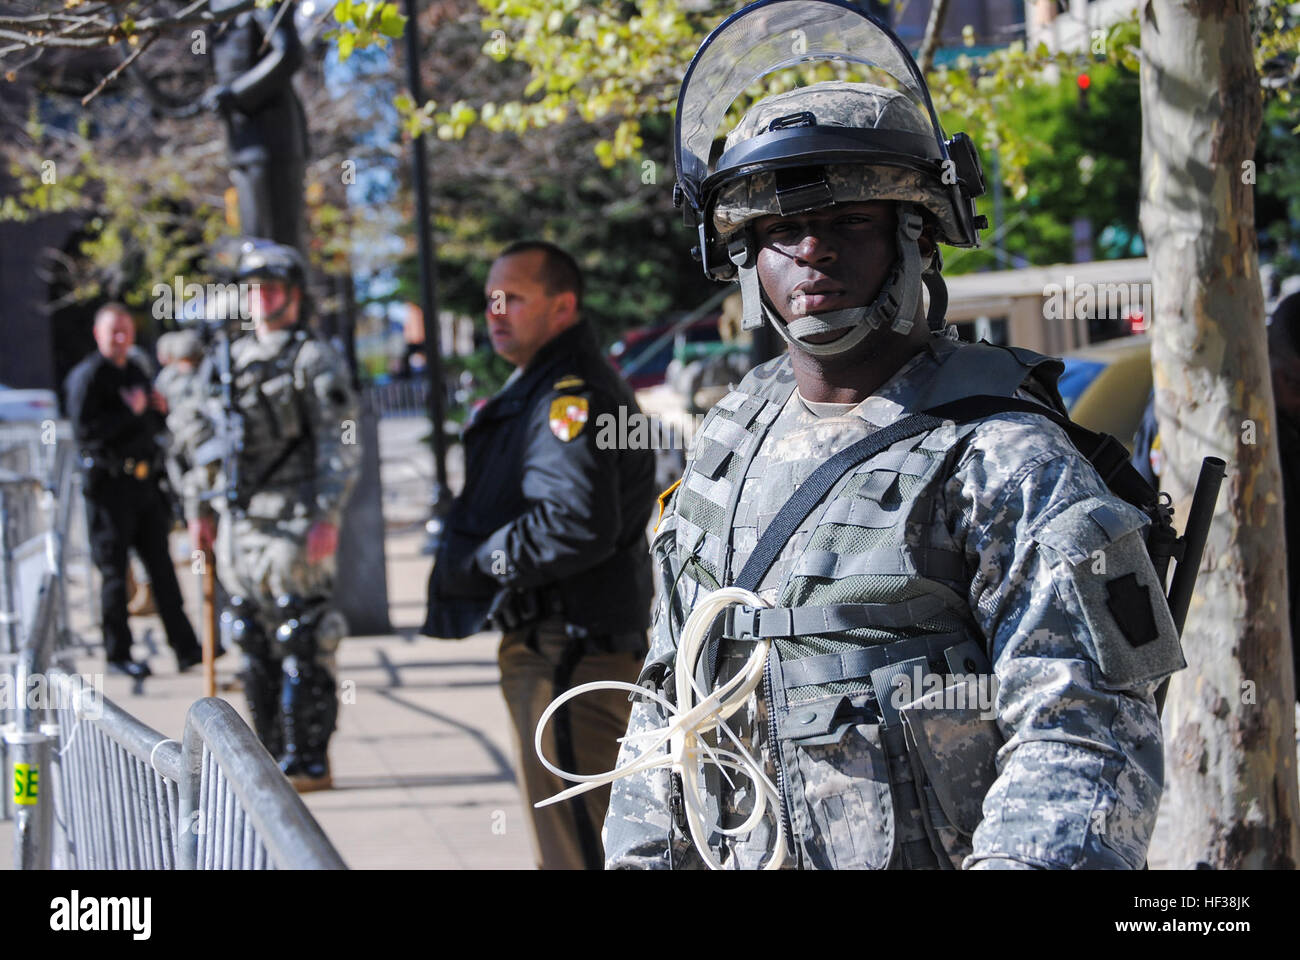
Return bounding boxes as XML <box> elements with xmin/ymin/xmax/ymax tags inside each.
<box><xmin>232</xmin><ymin>237</ymin><xmax>309</xmax><ymax>328</ymax></box>
<box><xmin>674</xmin><ymin>0</ymin><xmax>987</xmax><ymax>356</ymax></box>
<box><xmin>234</xmin><ymin>238</ymin><xmax>308</xmax><ymax>289</ymax></box>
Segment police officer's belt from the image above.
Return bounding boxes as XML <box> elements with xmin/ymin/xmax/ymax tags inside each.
<box><xmin>84</xmin><ymin>455</ymin><xmax>154</xmax><ymax>480</ymax></box>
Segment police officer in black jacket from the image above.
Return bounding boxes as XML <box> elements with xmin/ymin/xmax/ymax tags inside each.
<box><xmin>64</xmin><ymin>304</ymin><xmax>203</xmax><ymax>679</ymax></box>
<box><xmin>423</xmin><ymin>242</ymin><xmax>655</xmax><ymax>869</ymax></box>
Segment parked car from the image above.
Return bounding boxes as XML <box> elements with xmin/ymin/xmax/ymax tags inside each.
<box><xmin>609</xmin><ymin>316</ymin><xmax>722</xmax><ymax>390</ymax></box>
<box><xmin>0</xmin><ymin>385</ymin><xmax>59</xmax><ymax>423</ymax></box>
<box><xmin>1057</xmin><ymin>336</ymin><xmax>1151</xmax><ymax>450</ymax></box>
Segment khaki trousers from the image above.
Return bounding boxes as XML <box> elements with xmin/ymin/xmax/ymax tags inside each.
<box><xmin>498</xmin><ymin>622</ymin><xmax>643</xmax><ymax>870</ymax></box>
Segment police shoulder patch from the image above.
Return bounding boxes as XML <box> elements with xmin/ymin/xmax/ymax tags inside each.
<box><xmin>548</xmin><ymin>395</ymin><xmax>589</xmax><ymax>442</ymax></box>
<box><xmin>553</xmin><ymin>374</ymin><xmax>585</xmax><ymax>392</ymax></box>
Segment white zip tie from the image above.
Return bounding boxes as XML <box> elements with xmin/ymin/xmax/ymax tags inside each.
<box><xmin>533</xmin><ymin>587</ymin><xmax>786</xmax><ymax>870</ymax></box>
<box><xmin>150</xmin><ymin>738</ymin><xmax>179</xmax><ymax>775</ymax></box>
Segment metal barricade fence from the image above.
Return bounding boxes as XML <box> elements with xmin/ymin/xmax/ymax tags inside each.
<box><xmin>9</xmin><ymin>574</ymin><xmax>346</xmax><ymax>870</ymax></box>
<box><xmin>0</xmin><ymin>420</ymin><xmax>85</xmax><ymax>823</ymax></box>
<box><xmin>38</xmin><ymin>668</ymin><xmax>345</xmax><ymax>870</ymax></box>
<box><xmin>178</xmin><ymin>698</ymin><xmax>346</xmax><ymax>870</ymax></box>
<box><xmin>3</xmin><ymin>422</ymin><xmax>346</xmax><ymax>870</ymax></box>
<box><xmin>365</xmin><ymin>378</ymin><xmax>431</xmax><ymax>419</ymax></box>
<box><xmin>43</xmin><ymin>669</ymin><xmax>182</xmax><ymax>870</ymax></box>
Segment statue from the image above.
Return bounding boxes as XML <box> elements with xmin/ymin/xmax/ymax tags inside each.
<box><xmin>202</xmin><ymin>0</ymin><xmax>308</xmax><ymax>255</ymax></box>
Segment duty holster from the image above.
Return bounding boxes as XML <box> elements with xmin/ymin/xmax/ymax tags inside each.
<box><xmin>485</xmin><ymin>586</ymin><xmax>562</xmax><ymax>634</ymax></box>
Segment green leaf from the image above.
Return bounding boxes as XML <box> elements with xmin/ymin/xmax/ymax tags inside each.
<box><xmin>333</xmin><ymin>0</ymin><xmax>352</xmax><ymax>24</ymax></box>
<box><xmin>337</xmin><ymin>31</ymin><xmax>356</xmax><ymax>61</ymax></box>
<box><xmin>378</xmin><ymin>3</ymin><xmax>407</xmax><ymax>38</ymax></box>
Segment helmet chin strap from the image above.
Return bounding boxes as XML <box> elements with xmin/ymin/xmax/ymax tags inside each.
<box><xmin>732</xmin><ymin>204</ymin><xmax>930</xmax><ymax>359</ymax></box>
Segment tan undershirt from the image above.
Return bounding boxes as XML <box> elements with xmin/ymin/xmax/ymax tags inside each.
<box><xmin>796</xmin><ymin>390</ymin><xmax>860</xmax><ymax>418</ymax></box>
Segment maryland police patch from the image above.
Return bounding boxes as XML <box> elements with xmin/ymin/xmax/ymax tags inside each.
<box><xmin>548</xmin><ymin>395</ymin><xmax>589</xmax><ymax>442</ymax></box>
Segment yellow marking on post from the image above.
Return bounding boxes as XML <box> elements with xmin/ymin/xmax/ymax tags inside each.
<box><xmin>13</xmin><ymin>763</ymin><xmax>38</xmax><ymax>805</ymax></box>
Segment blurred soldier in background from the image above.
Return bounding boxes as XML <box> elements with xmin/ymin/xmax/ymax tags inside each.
<box><xmin>155</xmin><ymin>331</ymin><xmax>205</xmax><ymax>413</ymax></box>
<box><xmin>179</xmin><ymin>240</ymin><xmax>360</xmax><ymax>791</ymax></box>
<box><xmin>64</xmin><ymin>304</ymin><xmax>203</xmax><ymax>679</ymax></box>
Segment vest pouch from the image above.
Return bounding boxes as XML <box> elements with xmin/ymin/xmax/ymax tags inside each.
<box><xmin>897</xmin><ymin>676</ymin><xmax>1004</xmax><ymax>869</ymax></box>
<box><xmin>780</xmin><ymin>694</ymin><xmax>896</xmax><ymax>870</ymax></box>
<box><xmin>258</xmin><ymin>372</ymin><xmax>304</xmax><ymax>443</ymax></box>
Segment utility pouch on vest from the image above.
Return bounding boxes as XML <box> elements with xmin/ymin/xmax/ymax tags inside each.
<box><xmin>897</xmin><ymin>675</ymin><xmax>1003</xmax><ymax>869</ymax></box>
<box><xmin>779</xmin><ymin>702</ymin><xmax>896</xmax><ymax>870</ymax></box>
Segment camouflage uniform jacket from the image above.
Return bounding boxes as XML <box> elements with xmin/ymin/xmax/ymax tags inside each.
<box><xmin>603</xmin><ymin>334</ymin><xmax>1185</xmax><ymax>870</ymax></box>
<box><xmin>175</xmin><ymin>327</ymin><xmax>360</xmax><ymax>524</ymax></box>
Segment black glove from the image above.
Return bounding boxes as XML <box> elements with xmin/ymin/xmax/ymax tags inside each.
<box><xmin>202</xmin><ymin>84</ymin><xmax>236</xmax><ymax>114</ymax></box>
<box><xmin>485</xmin><ymin>588</ymin><xmax>540</xmax><ymax>633</ymax></box>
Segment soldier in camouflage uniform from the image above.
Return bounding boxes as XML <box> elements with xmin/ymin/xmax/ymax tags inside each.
<box><xmin>603</xmin><ymin>0</ymin><xmax>1185</xmax><ymax>869</ymax></box>
<box><xmin>180</xmin><ymin>240</ymin><xmax>360</xmax><ymax>792</ymax></box>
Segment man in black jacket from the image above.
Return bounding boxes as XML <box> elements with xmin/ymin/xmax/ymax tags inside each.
<box><xmin>64</xmin><ymin>304</ymin><xmax>202</xmax><ymax>679</ymax></box>
<box><xmin>423</xmin><ymin>241</ymin><xmax>655</xmax><ymax>869</ymax></box>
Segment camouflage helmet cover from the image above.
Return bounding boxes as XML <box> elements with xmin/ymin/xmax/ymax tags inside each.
<box><xmin>711</xmin><ymin>81</ymin><xmax>965</xmax><ymax>245</ymax></box>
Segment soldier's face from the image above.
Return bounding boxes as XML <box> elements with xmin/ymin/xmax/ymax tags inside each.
<box><xmin>484</xmin><ymin>252</ymin><xmax>570</xmax><ymax>368</ymax></box>
<box><xmin>753</xmin><ymin>200</ymin><xmax>898</xmax><ymax>345</ymax></box>
<box><xmin>94</xmin><ymin>310</ymin><xmax>135</xmax><ymax>366</ymax></box>
<box><xmin>251</xmin><ymin>280</ymin><xmax>299</xmax><ymax>332</ymax></box>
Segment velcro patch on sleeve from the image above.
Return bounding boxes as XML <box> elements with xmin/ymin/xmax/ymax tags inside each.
<box><xmin>1104</xmin><ymin>573</ymin><xmax>1159</xmax><ymax>648</ymax></box>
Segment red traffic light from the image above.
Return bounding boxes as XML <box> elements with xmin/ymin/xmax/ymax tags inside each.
<box><xmin>1077</xmin><ymin>73</ymin><xmax>1091</xmax><ymax>91</ymax></box>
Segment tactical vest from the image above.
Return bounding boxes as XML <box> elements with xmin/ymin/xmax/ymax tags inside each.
<box><xmin>656</xmin><ymin>339</ymin><xmax>1067</xmax><ymax>870</ymax></box>
<box><xmin>231</xmin><ymin>330</ymin><xmax>315</xmax><ymax>509</ymax></box>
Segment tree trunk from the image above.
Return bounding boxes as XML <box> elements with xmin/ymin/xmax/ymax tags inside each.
<box><xmin>918</xmin><ymin>0</ymin><xmax>952</xmax><ymax>77</ymax></box>
<box><xmin>1140</xmin><ymin>0</ymin><xmax>1300</xmax><ymax>868</ymax></box>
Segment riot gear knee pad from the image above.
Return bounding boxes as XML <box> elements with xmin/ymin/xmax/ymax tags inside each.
<box><xmin>273</xmin><ymin>594</ymin><xmax>347</xmax><ymax>661</ymax></box>
<box><xmin>224</xmin><ymin>598</ymin><xmax>283</xmax><ymax>755</ymax></box>
<box><xmin>221</xmin><ymin>596</ymin><xmax>269</xmax><ymax>656</ymax></box>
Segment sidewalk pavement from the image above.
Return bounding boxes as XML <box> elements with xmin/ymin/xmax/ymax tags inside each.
<box><xmin>4</xmin><ymin>419</ymin><xmax>538</xmax><ymax>870</ymax></box>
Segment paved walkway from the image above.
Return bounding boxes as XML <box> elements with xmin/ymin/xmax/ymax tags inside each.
<box><xmin>4</xmin><ymin>418</ymin><xmax>537</xmax><ymax>870</ymax></box>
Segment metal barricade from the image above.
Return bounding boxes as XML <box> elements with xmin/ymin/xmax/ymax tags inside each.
<box><xmin>0</xmin><ymin>421</ymin><xmax>83</xmax><ymax>823</ymax></box>
<box><xmin>365</xmin><ymin>378</ymin><xmax>431</xmax><ymax>419</ymax></box>
<box><xmin>178</xmin><ymin>698</ymin><xmax>346</xmax><ymax>870</ymax></box>
<box><xmin>33</xmin><ymin>665</ymin><xmax>346</xmax><ymax>870</ymax></box>
<box><xmin>4</xmin><ymin>416</ymin><xmax>347</xmax><ymax>870</ymax></box>
<box><xmin>43</xmin><ymin>669</ymin><xmax>182</xmax><ymax>870</ymax></box>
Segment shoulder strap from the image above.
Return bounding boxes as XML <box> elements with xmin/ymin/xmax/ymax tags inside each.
<box><xmin>244</xmin><ymin>335</ymin><xmax>315</xmax><ymax>497</ymax></box>
<box><xmin>733</xmin><ymin>394</ymin><xmax>1161</xmax><ymax>600</ymax></box>
<box><xmin>733</xmin><ymin>412</ymin><xmax>945</xmax><ymax>594</ymax></box>
<box><xmin>917</xmin><ymin>341</ymin><xmax>1064</xmax><ymax>411</ymax></box>
<box><xmin>925</xmin><ymin>395</ymin><xmax>1153</xmax><ymax>508</ymax></box>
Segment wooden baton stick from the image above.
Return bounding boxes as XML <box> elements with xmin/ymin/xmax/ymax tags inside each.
<box><xmin>202</xmin><ymin>549</ymin><xmax>217</xmax><ymax>698</ymax></box>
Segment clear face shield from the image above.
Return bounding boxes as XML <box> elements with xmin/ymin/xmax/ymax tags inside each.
<box><xmin>673</xmin><ymin>0</ymin><xmax>986</xmax><ymax>352</ymax></box>
<box><xmin>674</xmin><ymin>0</ymin><xmax>984</xmax><ymax>272</ymax></box>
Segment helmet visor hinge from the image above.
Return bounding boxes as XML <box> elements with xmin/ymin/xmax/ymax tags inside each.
<box><xmin>774</xmin><ymin>166</ymin><xmax>834</xmax><ymax>216</ymax></box>
<box><xmin>764</xmin><ymin>111</ymin><xmax>816</xmax><ymax>132</ymax></box>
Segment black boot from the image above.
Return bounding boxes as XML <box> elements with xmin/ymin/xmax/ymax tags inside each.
<box><xmin>279</xmin><ymin>655</ymin><xmax>336</xmax><ymax>792</ymax></box>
